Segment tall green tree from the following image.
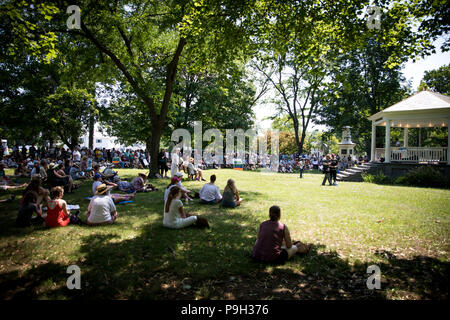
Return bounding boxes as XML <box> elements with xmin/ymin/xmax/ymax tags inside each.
<box><xmin>315</xmin><ymin>38</ymin><xmax>411</xmax><ymax>155</ymax></box>
<box><xmin>41</xmin><ymin>0</ymin><xmax>256</xmax><ymax>176</ymax></box>
<box><xmin>418</xmin><ymin>64</ymin><xmax>450</xmax><ymax>95</ymax></box>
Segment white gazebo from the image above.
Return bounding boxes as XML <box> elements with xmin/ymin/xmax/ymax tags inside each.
<box><xmin>368</xmin><ymin>90</ymin><xmax>450</xmax><ymax>165</ymax></box>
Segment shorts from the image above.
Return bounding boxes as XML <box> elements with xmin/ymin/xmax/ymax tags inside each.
<box><xmin>272</xmin><ymin>249</ymin><xmax>288</xmax><ymax>264</ymax></box>
<box><xmin>200</xmin><ymin>198</ymin><xmax>217</xmax><ymax>205</ymax></box>
<box><xmin>221</xmin><ymin>199</ymin><xmax>236</xmax><ymax>208</ymax></box>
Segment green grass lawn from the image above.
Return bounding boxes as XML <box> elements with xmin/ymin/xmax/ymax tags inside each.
<box><xmin>0</xmin><ymin>169</ymin><xmax>449</xmax><ymax>300</ymax></box>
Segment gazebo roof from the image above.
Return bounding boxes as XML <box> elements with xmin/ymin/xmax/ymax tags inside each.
<box><xmin>369</xmin><ymin>90</ymin><xmax>450</xmax><ymax>121</ymax></box>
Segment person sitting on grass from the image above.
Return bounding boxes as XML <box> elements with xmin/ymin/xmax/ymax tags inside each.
<box><xmin>86</xmin><ymin>183</ymin><xmax>117</xmax><ymax>226</ymax></box>
<box><xmin>221</xmin><ymin>179</ymin><xmax>243</xmax><ymax>208</ymax></box>
<box><xmin>14</xmin><ymin>162</ymin><xmax>29</xmax><ymax>178</ymax></box>
<box><xmin>47</xmin><ymin>163</ymin><xmax>74</xmax><ymax>193</ymax></box>
<box><xmin>163</xmin><ymin>175</ymin><xmax>190</xmax><ymax>202</ymax></box>
<box><xmin>45</xmin><ymin>186</ymin><xmax>79</xmax><ymax>228</ymax></box>
<box><xmin>132</xmin><ymin>173</ymin><xmax>157</xmax><ymax>192</ymax></box>
<box><xmin>187</xmin><ymin>158</ymin><xmax>206</xmax><ymax>181</ymax></box>
<box><xmin>199</xmin><ymin>174</ymin><xmax>222</xmax><ymax>204</ymax></box>
<box><xmin>16</xmin><ymin>191</ymin><xmax>45</xmax><ymax>227</ymax></box>
<box><xmin>174</xmin><ymin>172</ymin><xmax>193</xmax><ymax>203</ymax></box>
<box><xmin>22</xmin><ymin>175</ymin><xmax>49</xmax><ymax>206</ymax></box>
<box><xmin>252</xmin><ymin>205</ymin><xmax>311</xmax><ymax>264</ymax></box>
<box><xmin>163</xmin><ymin>186</ymin><xmax>209</xmax><ymax>229</ymax></box>
<box><xmin>80</xmin><ymin>156</ymin><xmax>93</xmax><ymax>178</ymax></box>
<box><xmin>92</xmin><ymin>173</ymin><xmax>135</xmax><ymax>204</ymax></box>
<box><xmin>93</xmin><ymin>164</ymin><xmax>115</xmax><ymax>182</ymax></box>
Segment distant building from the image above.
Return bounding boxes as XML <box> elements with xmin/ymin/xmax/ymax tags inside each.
<box><xmin>79</xmin><ymin>123</ymin><xmax>145</xmax><ymax>150</ymax></box>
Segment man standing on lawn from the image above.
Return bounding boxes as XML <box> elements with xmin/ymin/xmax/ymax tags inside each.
<box><xmin>329</xmin><ymin>154</ymin><xmax>338</xmax><ymax>186</ymax></box>
<box><xmin>298</xmin><ymin>158</ymin><xmax>304</xmax><ymax>178</ymax></box>
<box><xmin>321</xmin><ymin>154</ymin><xmax>331</xmax><ymax>186</ymax></box>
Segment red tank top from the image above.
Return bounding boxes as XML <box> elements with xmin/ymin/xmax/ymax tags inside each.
<box><xmin>45</xmin><ymin>200</ymin><xmax>69</xmax><ymax>227</ymax></box>
<box><xmin>252</xmin><ymin>220</ymin><xmax>285</xmax><ymax>262</ymax></box>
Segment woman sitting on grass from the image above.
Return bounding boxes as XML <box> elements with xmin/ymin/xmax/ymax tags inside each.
<box><xmin>45</xmin><ymin>186</ymin><xmax>78</xmax><ymax>228</ymax></box>
<box><xmin>14</xmin><ymin>162</ymin><xmax>29</xmax><ymax>178</ymax></box>
<box><xmin>252</xmin><ymin>205</ymin><xmax>311</xmax><ymax>264</ymax></box>
<box><xmin>22</xmin><ymin>175</ymin><xmax>49</xmax><ymax>206</ymax></box>
<box><xmin>221</xmin><ymin>179</ymin><xmax>243</xmax><ymax>208</ymax></box>
<box><xmin>132</xmin><ymin>173</ymin><xmax>157</xmax><ymax>192</ymax></box>
<box><xmin>163</xmin><ymin>186</ymin><xmax>209</xmax><ymax>229</ymax></box>
<box><xmin>87</xmin><ymin>184</ymin><xmax>117</xmax><ymax>226</ymax></box>
<box><xmin>16</xmin><ymin>191</ymin><xmax>45</xmax><ymax>227</ymax></box>
<box><xmin>47</xmin><ymin>163</ymin><xmax>73</xmax><ymax>193</ymax></box>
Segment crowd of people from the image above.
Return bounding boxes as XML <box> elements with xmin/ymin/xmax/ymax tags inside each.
<box><xmin>2</xmin><ymin>143</ymin><xmax>375</xmax><ymax>266</ymax></box>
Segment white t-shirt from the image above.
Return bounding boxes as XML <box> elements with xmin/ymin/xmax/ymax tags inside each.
<box><xmin>163</xmin><ymin>198</ymin><xmax>182</xmax><ymax>226</ymax></box>
<box><xmin>87</xmin><ymin>195</ymin><xmax>116</xmax><ymax>224</ymax></box>
<box><xmin>199</xmin><ymin>183</ymin><xmax>222</xmax><ymax>202</ymax></box>
<box><xmin>92</xmin><ymin>181</ymin><xmax>103</xmax><ymax>196</ymax></box>
<box><xmin>73</xmin><ymin>150</ymin><xmax>81</xmax><ymax>162</ymax></box>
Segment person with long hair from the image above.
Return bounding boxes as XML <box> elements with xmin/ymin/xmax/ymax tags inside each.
<box><xmin>163</xmin><ymin>186</ymin><xmax>209</xmax><ymax>229</ymax></box>
<box><xmin>221</xmin><ymin>179</ymin><xmax>243</xmax><ymax>208</ymax></box>
<box><xmin>16</xmin><ymin>191</ymin><xmax>44</xmax><ymax>227</ymax></box>
<box><xmin>45</xmin><ymin>186</ymin><xmax>73</xmax><ymax>228</ymax></box>
<box><xmin>22</xmin><ymin>175</ymin><xmax>49</xmax><ymax>206</ymax></box>
<box><xmin>252</xmin><ymin>206</ymin><xmax>311</xmax><ymax>264</ymax></box>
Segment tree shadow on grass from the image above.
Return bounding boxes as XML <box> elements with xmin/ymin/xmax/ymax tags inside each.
<box><xmin>1</xmin><ymin>206</ymin><xmax>448</xmax><ymax>300</ymax></box>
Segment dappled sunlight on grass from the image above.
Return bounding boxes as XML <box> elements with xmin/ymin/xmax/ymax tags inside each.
<box><xmin>0</xmin><ymin>168</ymin><xmax>448</xmax><ymax>299</ymax></box>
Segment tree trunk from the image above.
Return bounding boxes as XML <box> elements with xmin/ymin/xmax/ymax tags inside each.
<box><xmin>89</xmin><ymin>116</ymin><xmax>94</xmax><ymax>150</ymax></box>
<box><xmin>148</xmin><ymin>121</ymin><xmax>163</xmax><ymax>178</ymax></box>
<box><xmin>298</xmin><ymin>126</ymin><xmax>307</xmax><ymax>156</ymax></box>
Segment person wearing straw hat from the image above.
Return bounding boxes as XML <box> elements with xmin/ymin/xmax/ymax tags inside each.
<box><xmin>86</xmin><ymin>183</ymin><xmax>118</xmax><ymax>226</ymax></box>
<box><xmin>92</xmin><ymin>173</ymin><xmax>135</xmax><ymax>203</ymax></box>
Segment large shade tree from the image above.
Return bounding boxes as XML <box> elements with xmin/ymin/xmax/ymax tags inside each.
<box><xmin>53</xmin><ymin>0</ymin><xmax>256</xmax><ymax>176</ymax></box>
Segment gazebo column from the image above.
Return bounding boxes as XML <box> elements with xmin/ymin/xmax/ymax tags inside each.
<box><xmin>385</xmin><ymin>120</ymin><xmax>391</xmax><ymax>163</ymax></box>
<box><xmin>447</xmin><ymin>119</ymin><xmax>450</xmax><ymax>165</ymax></box>
<box><xmin>371</xmin><ymin>121</ymin><xmax>376</xmax><ymax>162</ymax></box>
<box><xmin>404</xmin><ymin>127</ymin><xmax>408</xmax><ymax>147</ymax></box>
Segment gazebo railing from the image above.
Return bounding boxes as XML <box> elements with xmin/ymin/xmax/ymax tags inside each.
<box><xmin>375</xmin><ymin>147</ymin><xmax>448</xmax><ymax>163</ymax></box>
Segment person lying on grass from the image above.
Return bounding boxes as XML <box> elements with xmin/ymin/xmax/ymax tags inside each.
<box><xmin>87</xmin><ymin>184</ymin><xmax>117</xmax><ymax>226</ymax></box>
<box><xmin>45</xmin><ymin>186</ymin><xmax>80</xmax><ymax>228</ymax></box>
<box><xmin>199</xmin><ymin>174</ymin><xmax>222</xmax><ymax>205</ymax></box>
<box><xmin>132</xmin><ymin>173</ymin><xmax>157</xmax><ymax>192</ymax></box>
<box><xmin>113</xmin><ymin>175</ymin><xmax>135</xmax><ymax>193</ymax></box>
<box><xmin>252</xmin><ymin>205</ymin><xmax>311</xmax><ymax>264</ymax></box>
<box><xmin>92</xmin><ymin>173</ymin><xmax>135</xmax><ymax>204</ymax></box>
<box><xmin>163</xmin><ymin>186</ymin><xmax>209</xmax><ymax>229</ymax></box>
<box><xmin>221</xmin><ymin>179</ymin><xmax>243</xmax><ymax>208</ymax></box>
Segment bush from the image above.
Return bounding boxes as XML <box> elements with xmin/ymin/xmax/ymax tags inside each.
<box><xmin>362</xmin><ymin>172</ymin><xmax>391</xmax><ymax>184</ymax></box>
<box><xmin>394</xmin><ymin>166</ymin><xmax>448</xmax><ymax>188</ymax></box>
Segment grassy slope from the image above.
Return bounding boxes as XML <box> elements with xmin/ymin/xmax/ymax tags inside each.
<box><xmin>0</xmin><ymin>168</ymin><xmax>448</xmax><ymax>299</ymax></box>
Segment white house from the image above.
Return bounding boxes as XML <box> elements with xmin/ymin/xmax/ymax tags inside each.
<box><xmin>79</xmin><ymin>123</ymin><xmax>145</xmax><ymax>150</ymax></box>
